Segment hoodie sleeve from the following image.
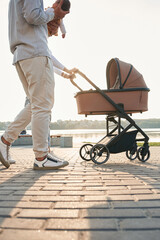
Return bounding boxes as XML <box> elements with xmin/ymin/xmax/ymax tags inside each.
<box><xmin>23</xmin><ymin>0</ymin><xmax>54</xmax><ymax>25</ymax></box>
<box><xmin>50</xmin><ymin>53</ymin><xmax>65</xmax><ymax>70</ymax></box>
<box><xmin>59</xmin><ymin>19</ymin><xmax>66</xmax><ymax>34</ymax></box>
<box><xmin>53</xmin><ymin>66</ymin><xmax>63</xmax><ymax>76</ymax></box>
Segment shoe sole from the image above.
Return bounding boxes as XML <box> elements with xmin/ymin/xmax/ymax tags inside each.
<box><xmin>10</xmin><ymin>161</ymin><xmax>16</xmax><ymax>164</ymax></box>
<box><xmin>0</xmin><ymin>152</ymin><xmax>10</xmax><ymax>168</ymax></box>
<box><xmin>33</xmin><ymin>161</ymin><xmax>69</xmax><ymax>170</ymax></box>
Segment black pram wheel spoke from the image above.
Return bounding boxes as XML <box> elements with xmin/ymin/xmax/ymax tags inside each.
<box><xmin>85</xmin><ymin>145</ymin><xmax>90</xmax><ymax>154</ymax></box>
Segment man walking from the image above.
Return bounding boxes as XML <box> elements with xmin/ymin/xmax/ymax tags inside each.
<box><xmin>0</xmin><ymin>0</ymin><xmax>69</xmax><ymax>170</ymax></box>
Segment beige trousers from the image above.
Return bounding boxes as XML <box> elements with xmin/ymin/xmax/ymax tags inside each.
<box><xmin>3</xmin><ymin>57</ymin><xmax>55</xmax><ymax>158</ymax></box>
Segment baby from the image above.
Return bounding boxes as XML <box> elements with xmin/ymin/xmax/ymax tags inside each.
<box><xmin>47</xmin><ymin>0</ymin><xmax>71</xmax><ymax>38</ymax></box>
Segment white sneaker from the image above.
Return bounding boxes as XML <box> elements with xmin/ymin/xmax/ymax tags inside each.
<box><xmin>48</xmin><ymin>152</ymin><xmax>63</xmax><ymax>162</ymax></box>
<box><xmin>9</xmin><ymin>157</ymin><xmax>16</xmax><ymax>164</ymax></box>
<box><xmin>7</xmin><ymin>149</ymin><xmax>16</xmax><ymax>164</ymax></box>
<box><xmin>33</xmin><ymin>153</ymin><xmax>69</xmax><ymax>170</ymax></box>
<box><xmin>0</xmin><ymin>137</ymin><xmax>10</xmax><ymax>168</ymax></box>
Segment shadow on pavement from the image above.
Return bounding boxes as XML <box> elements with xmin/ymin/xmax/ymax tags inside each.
<box><xmin>0</xmin><ymin>163</ymin><xmax>67</xmax><ymax>227</ymax></box>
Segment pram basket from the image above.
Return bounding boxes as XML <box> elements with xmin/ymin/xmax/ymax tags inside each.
<box><xmin>108</xmin><ymin>130</ymin><xmax>138</xmax><ymax>153</ymax></box>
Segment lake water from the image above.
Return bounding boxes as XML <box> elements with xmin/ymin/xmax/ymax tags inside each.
<box><xmin>0</xmin><ymin>128</ymin><xmax>160</xmax><ymax>144</ymax></box>
<box><xmin>50</xmin><ymin>128</ymin><xmax>160</xmax><ymax>144</ymax></box>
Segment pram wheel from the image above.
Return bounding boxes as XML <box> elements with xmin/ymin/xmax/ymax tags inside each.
<box><xmin>79</xmin><ymin>144</ymin><xmax>93</xmax><ymax>161</ymax></box>
<box><xmin>126</xmin><ymin>150</ymin><xmax>137</xmax><ymax>161</ymax></box>
<box><xmin>90</xmin><ymin>144</ymin><xmax>110</xmax><ymax>165</ymax></box>
<box><xmin>137</xmin><ymin>146</ymin><xmax>150</xmax><ymax>162</ymax></box>
<box><xmin>126</xmin><ymin>144</ymin><xmax>137</xmax><ymax>161</ymax></box>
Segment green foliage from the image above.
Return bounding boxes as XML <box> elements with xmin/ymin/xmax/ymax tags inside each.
<box><xmin>122</xmin><ymin>118</ymin><xmax>160</xmax><ymax>129</ymax></box>
<box><xmin>0</xmin><ymin>118</ymin><xmax>160</xmax><ymax>130</ymax></box>
<box><xmin>50</xmin><ymin>119</ymin><xmax>106</xmax><ymax>130</ymax></box>
<box><xmin>137</xmin><ymin>142</ymin><xmax>160</xmax><ymax>146</ymax></box>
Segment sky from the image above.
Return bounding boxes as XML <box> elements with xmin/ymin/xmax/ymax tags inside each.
<box><xmin>0</xmin><ymin>0</ymin><xmax>160</xmax><ymax>122</ymax></box>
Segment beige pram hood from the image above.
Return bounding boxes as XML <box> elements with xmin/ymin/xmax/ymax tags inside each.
<box><xmin>106</xmin><ymin>58</ymin><xmax>148</xmax><ymax>89</ymax></box>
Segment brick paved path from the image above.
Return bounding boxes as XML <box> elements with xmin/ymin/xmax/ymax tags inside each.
<box><xmin>0</xmin><ymin>146</ymin><xmax>160</xmax><ymax>240</ymax></box>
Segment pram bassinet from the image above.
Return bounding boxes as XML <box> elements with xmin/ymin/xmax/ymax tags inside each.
<box><xmin>75</xmin><ymin>58</ymin><xmax>149</xmax><ymax>115</ymax></box>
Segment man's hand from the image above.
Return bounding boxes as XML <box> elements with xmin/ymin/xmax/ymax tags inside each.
<box><xmin>64</xmin><ymin>67</ymin><xmax>78</xmax><ymax>74</ymax></box>
<box><xmin>53</xmin><ymin>0</ymin><xmax>69</xmax><ymax>19</ymax></box>
<box><xmin>61</xmin><ymin>72</ymin><xmax>76</xmax><ymax>79</ymax></box>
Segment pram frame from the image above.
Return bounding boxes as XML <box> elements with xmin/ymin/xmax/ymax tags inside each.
<box><xmin>72</xmin><ymin>69</ymin><xmax>150</xmax><ymax>164</ymax></box>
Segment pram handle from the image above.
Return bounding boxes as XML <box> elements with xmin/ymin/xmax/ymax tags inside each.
<box><xmin>70</xmin><ymin>69</ymin><xmax>101</xmax><ymax>92</ymax></box>
<box><xmin>69</xmin><ymin>72</ymin><xmax>83</xmax><ymax>91</ymax></box>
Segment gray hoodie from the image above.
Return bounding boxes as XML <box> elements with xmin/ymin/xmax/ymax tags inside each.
<box><xmin>8</xmin><ymin>0</ymin><xmax>54</xmax><ymax>64</ymax></box>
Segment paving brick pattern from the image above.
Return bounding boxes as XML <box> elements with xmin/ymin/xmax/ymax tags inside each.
<box><xmin>0</xmin><ymin>145</ymin><xmax>160</xmax><ymax>239</ymax></box>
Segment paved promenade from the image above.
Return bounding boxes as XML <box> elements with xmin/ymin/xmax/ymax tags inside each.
<box><xmin>0</xmin><ymin>145</ymin><xmax>160</xmax><ymax>240</ymax></box>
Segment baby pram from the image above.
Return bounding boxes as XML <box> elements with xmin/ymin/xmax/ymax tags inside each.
<box><xmin>71</xmin><ymin>58</ymin><xmax>150</xmax><ymax>164</ymax></box>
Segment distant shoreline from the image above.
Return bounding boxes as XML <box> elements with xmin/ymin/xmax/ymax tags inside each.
<box><xmin>1</xmin><ymin>118</ymin><xmax>160</xmax><ymax>131</ymax></box>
